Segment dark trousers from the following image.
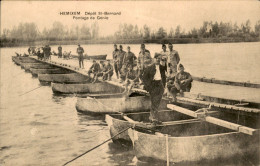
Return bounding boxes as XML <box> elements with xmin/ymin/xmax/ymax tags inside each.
<box><xmin>168</xmin><ymin>81</ymin><xmax>192</xmax><ymax>97</ymax></box>
<box><xmin>103</xmin><ymin>71</ymin><xmax>113</xmax><ymax>80</ymax></box>
<box><xmin>79</xmin><ymin>56</ymin><xmax>84</xmax><ymax>68</ymax></box>
<box><xmin>58</xmin><ymin>52</ymin><xmax>62</xmax><ymax>58</ymax></box>
<box><xmin>147</xmin><ymin>80</ymin><xmax>164</xmax><ymax>121</ymax></box>
<box><xmin>114</xmin><ymin>63</ymin><xmax>122</xmax><ymax>79</ymax></box>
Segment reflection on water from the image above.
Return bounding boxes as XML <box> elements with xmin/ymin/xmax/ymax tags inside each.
<box><xmin>0</xmin><ymin>43</ymin><xmax>259</xmax><ymax>165</ymax></box>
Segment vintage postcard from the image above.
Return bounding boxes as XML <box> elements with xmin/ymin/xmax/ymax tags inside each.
<box><xmin>0</xmin><ymin>1</ymin><xmax>259</xmax><ymax>166</ymax></box>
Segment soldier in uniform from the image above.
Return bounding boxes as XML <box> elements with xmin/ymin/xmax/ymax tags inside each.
<box><xmin>112</xmin><ymin>44</ymin><xmax>119</xmax><ymax>79</ymax></box>
<box><xmin>137</xmin><ymin>44</ymin><xmax>152</xmax><ymax>82</ymax></box>
<box><xmin>88</xmin><ymin>60</ymin><xmax>100</xmax><ymax>83</ymax></box>
<box><xmin>160</xmin><ymin>44</ymin><xmax>168</xmax><ymax>61</ymax></box>
<box><xmin>121</xmin><ymin>46</ymin><xmax>137</xmax><ymax>82</ymax></box>
<box><xmin>167</xmin><ymin>43</ymin><xmax>180</xmax><ymax>78</ymax></box>
<box><xmin>167</xmin><ymin>64</ymin><xmax>192</xmax><ymax>102</ymax></box>
<box><xmin>28</xmin><ymin>47</ymin><xmax>31</xmax><ymax>55</ymax></box>
<box><xmin>43</xmin><ymin>45</ymin><xmax>51</xmax><ymax>60</ymax></box>
<box><xmin>58</xmin><ymin>45</ymin><xmax>62</xmax><ymax>58</ymax></box>
<box><xmin>77</xmin><ymin>44</ymin><xmax>85</xmax><ymax>68</ymax></box>
<box><xmin>117</xmin><ymin>45</ymin><xmax>126</xmax><ymax>83</ymax></box>
<box><xmin>103</xmin><ymin>60</ymin><xmax>114</xmax><ymax>81</ymax></box>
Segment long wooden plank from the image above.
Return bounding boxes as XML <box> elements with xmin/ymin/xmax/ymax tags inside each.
<box><xmin>167</xmin><ymin>104</ymin><xmax>259</xmax><ymax>135</ymax></box>
<box><xmin>192</xmin><ymin>76</ymin><xmax>260</xmax><ymax>88</ymax></box>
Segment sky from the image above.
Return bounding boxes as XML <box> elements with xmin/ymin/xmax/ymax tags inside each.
<box><xmin>1</xmin><ymin>1</ymin><xmax>260</xmax><ymax>36</ymax></box>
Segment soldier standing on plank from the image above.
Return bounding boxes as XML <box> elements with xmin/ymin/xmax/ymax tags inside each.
<box><xmin>137</xmin><ymin>44</ymin><xmax>152</xmax><ymax>82</ymax></box>
<box><xmin>167</xmin><ymin>43</ymin><xmax>180</xmax><ymax>78</ymax></box>
<box><xmin>77</xmin><ymin>44</ymin><xmax>85</xmax><ymax>68</ymax></box>
<box><xmin>112</xmin><ymin>44</ymin><xmax>119</xmax><ymax>79</ymax></box>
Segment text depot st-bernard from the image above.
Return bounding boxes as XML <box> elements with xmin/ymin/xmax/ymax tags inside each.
<box><xmin>60</xmin><ymin>11</ymin><xmax>121</xmax><ymax>16</ymax></box>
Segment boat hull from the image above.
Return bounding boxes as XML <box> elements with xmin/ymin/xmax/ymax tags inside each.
<box><xmin>128</xmin><ymin>122</ymin><xmax>259</xmax><ymax>164</ymax></box>
<box><xmin>51</xmin><ymin>82</ymin><xmax>124</xmax><ymax>94</ymax></box>
<box><xmin>39</xmin><ymin>73</ymin><xmax>90</xmax><ymax>85</ymax></box>
<box><xmin>30</xmin><ymin>68</ymin><xmax>74</xmax><ymax>77</ymax></box>
<box><xmin>76</xmin><ymin>95</ymin><xmax>151</xmax><ymax>114</ymax></box>
<box><xmin>23</xmin><ymin>63</ymin><xmax>54</xmax><ymax>71</ymax></box>
<box><xmin>105</xmin><ymin>110</ymin><xmax>193</xmax><ymax>145</ymax></box>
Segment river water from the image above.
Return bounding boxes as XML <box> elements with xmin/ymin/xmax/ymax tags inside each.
<box><xmin>0</xmin><ymin>42</ymin><xmax>259</xmax><ymax>166</ymax></box>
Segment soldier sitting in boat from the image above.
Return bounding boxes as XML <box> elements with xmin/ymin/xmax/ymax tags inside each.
<box><xmin>167</xmin><ymin>63</ymin><xmax>192</xmax><ymax>102</ymax></box>
<box><xmin>88</xmin><ymin>60</ymin><xmax>100</xmax><ymax>83</ymax></box>
<box><xmin>102</xmin><ymin>60</ymin><xmax>114</xmax><ymax>81</ymax></box>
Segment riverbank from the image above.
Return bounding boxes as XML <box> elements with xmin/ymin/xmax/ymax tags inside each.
<box><xmin>1</xmin><ymin>36</ymin><xmax>259</xmax><ymax>47</ymax></box>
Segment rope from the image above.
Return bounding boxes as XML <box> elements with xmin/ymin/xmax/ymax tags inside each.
<box><xmin>62</xmin><ymin>126</ymin><xmax>131</xmax><ymax>166</ymax></box>
<box><xmin>166</xmin><ymin>134</ymin><xmax>169</xmax><ymax>166</ymax></box>
<box><xmin>19</xmin><ymin>86</ymin><xmax>42</xmax><ymax>96</ymax></box>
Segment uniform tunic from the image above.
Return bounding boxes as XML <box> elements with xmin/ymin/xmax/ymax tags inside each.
<box><xmin>167</xmin><ymin>50</ymin><xmax>180</xmax><ymax>77</ymax></box>
<box><xmin>123</xmin><ymin>51</ymin><xmax>137</xmax><ymax>68</ymax></box>
<box><xmin>137</xmin><ymin>50</ymin><xmax>152</xmax><ymax>70</ymax></box>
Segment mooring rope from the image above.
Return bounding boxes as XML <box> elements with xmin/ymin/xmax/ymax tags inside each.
<box><xmin>19</xmin><ymin>86</ymin><xmax>43</xmax><ymax>96</ymax></box>
<box><xmin>62</xmin><ymin>126</ymin><xmax>131</xmax><ymax>166</ymax></box>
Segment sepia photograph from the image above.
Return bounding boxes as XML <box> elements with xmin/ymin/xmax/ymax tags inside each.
<box><xmin>0</xmin><ymin>1</ymin><xmax>260</xmax><ymax>165</ymax></box>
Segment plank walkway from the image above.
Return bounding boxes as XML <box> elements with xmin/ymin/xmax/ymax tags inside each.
<box><xmin>30</xmin><ymin>56</ymin><xmax>260</xmax><ymax>114</ymax></box>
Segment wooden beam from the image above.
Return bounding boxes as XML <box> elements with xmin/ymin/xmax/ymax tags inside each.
<box><xmin>167</xmin><ymin>104</ymin><xmax>258</xmax><ymax>135</ymax></box>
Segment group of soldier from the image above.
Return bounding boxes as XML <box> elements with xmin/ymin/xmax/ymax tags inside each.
<box><xmin>31</xmin><ymin>45</ymin><xmax>52</xmax><ymax>60</ymax></box>
<box><xmin>76</xmin><ymin>43</ymin><xmax>192</xmax><ymax>123</ymax></box>
<box><xmin>111</xmin><ymin>43</ymin><xmax>193</xmax><ymax>124</ymax></box>
<box><xmin>30</xmin><ymin>43</ymin><xmax>192</xmax><ymax>124</ymax></box>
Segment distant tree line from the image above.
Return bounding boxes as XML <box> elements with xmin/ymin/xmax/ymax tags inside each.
<box><xmin>1</xmin><ymin>19</ymin><xmax>260</xmax><ymax>47</ymax></box>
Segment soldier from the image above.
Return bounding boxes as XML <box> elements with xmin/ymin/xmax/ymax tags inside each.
<box><xmin>43</xmin><ymin>45</ymin><xmax>51</xmax><ymax>60</ymax></box>
<box><xmin>123</xmin><ymin>46</ymin><xmax>137</xmax><ymax>70</ymax></box>
<box><xmin>28</xmin><ymin>47</ymin><xmax>31</xmax><ymax>54</ymax></box>
<box><xmin>103</xmin><ymin>60</ymin><xmax>114</xmax><ymax>81</ymax></box>
<box><xmin>112</xmin><ymin>44</ymin><xmax>119</xmax><ymax>79</ymax></box>
<box><xmin>88</xmin><ymin>60</ymin><xmax>100</xmax><ymax>83</ymax></box>
<box><xmin>137</xmin><ymin>43</ymin><xmax>152</xmax><ymax>81</ymax></box>
<box><xmin>58</xmin><ymin>45</ymin><xmax>62</xmax><ymax>58</ymax></box>
<box><xmin>167</xmin><ymin>64</ymin><xmax>192</xmax><ymax>102</ymax></box>
<box><xmin>77</xmin><ymin>44</ymin><xmax>85</xmax><ymax>68</ymax></box>
<box><xmin>121</xmin><ymin>46</ymin><xmax>137</xmax><ymax>82</ymax></box>
<box><xmin>167</xmin><ymin>43</ymin><xmax>180</xmax><ymax>78</ymax></box>
<box><xmin>117</xmin><ymin>45</ymin><xmax>126</xmax><ymax>83</ymax></box>
<box><xmin>160</xmin><ymin>44</ymin><xmax>168</xmax><ymax>66</ymax></box>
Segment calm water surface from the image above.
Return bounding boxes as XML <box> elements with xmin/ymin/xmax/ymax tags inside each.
<box><xmin>0</xmin><ymin>42</ymin><xmax>259</xmax><ymax>166</ymax></box>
